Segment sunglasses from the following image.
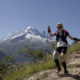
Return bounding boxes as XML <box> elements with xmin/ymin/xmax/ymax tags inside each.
<box><xmin>56</xmin><ymin>27</ymin><xmax>62</xmax><ymax>29</ymax></box>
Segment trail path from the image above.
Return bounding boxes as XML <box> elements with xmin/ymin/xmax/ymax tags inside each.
<box><xmin>23</xmin><ymin>51</ymin><xmax>80</xmax><ymax>80</ymax></box>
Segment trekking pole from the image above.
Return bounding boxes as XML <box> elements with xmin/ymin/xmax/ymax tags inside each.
<box><xmin>46</xmin><ymin>26</ymin><xmax>53</xmax><ymax>57</ymax></box>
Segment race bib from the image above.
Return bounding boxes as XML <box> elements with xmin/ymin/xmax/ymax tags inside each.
<box><xmin>57</xmin><ymin>41</ymin><xmax>67</xmax><ymax>47</ymax></box>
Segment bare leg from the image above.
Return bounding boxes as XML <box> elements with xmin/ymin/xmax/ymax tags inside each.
<box><xmin>60</xmin><ymin>53</ymin><xmax>66</xmax><ymax>62</ymax></box>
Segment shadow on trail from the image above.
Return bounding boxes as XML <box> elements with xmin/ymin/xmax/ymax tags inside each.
<box><xmin>0</xmin><ymin>77</ymin><xmax>3</xmax><ymax>80</ymax></box>
<box><xmin>58</xmin><ymin>73</ymin><xmax>80</xmax><ymax>80</ymax></box>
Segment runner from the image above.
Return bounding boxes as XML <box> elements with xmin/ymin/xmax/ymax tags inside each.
<box><xmin>48</xmin><ymin>23</ymin><xmax>80</xmax><ymax>74</ymax></box>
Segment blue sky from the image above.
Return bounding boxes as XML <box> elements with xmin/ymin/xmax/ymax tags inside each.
<box><xmin>0</xmin><ymin>0</ymin><xmax>80</xmax><ymax>43</ymax></box>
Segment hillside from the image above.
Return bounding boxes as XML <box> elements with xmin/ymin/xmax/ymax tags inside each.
<box><xmin>0</xmin><ymin>43</ymin><xmax>80</xmax><ymax>80</ymax></box>
<box><xmin>24</xmin><ymin>45</ymin><xmax>80</xmax><ymax>80</ymax></box>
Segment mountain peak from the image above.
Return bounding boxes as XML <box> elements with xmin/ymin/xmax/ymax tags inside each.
<box><xmin>24</xmin><ymin>26</ymin><xmax>32</xmax><ymax>33</ymax></box>
<box><xmin>2</xmin><ymin>26</ymin><xmax>50</xmax><ymax>42</ymax></box>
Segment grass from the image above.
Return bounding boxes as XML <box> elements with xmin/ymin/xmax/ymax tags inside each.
<box><xmin>66</xmin><ymin>43</ymin><xmax>80</xmax><ymax>59</ymax></box>
<box><xmin>68</xmin><ymin>64</ymin><xmax>80</xmax><ymax>68</ymax></box>
<box><xmin>2</xmin><ymin>54</ymin><xmax>55</xmax><ymax>80</ymax></box>
<box><xmin>1</xmin><ymin>43</ymin><xmax>80</xmax><ymax>80</ymax></box>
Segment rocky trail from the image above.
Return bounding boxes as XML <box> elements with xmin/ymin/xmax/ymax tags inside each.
<box><xmin>23</xmin><ymin>51</ymin><xmax>80</xmax><ymax>80</ymax></box>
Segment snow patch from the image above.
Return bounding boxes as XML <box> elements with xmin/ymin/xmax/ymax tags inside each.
<box><xmin>24</xmin><ymin>26</ymin><xmax>32</xmax><ymax>33</ymax></box>
<box><xmin>12</xmin><ymin>33</ymin><xmax>24</xmax><ymax>39</ymax></box>
<box><xmin>26</xmin><ymin>34</ymin><xmax>42</xmax><ymax>40</ymax></box>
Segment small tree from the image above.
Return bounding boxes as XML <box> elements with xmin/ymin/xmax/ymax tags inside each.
<box><xmin>24</xmin><ymin>46</ymin><xmax>43</xmax><ymax>59</ymax></box>
<box><xmin>51</xmin><ymin>41</ymin><xmax>56</xmax><ymax>50</ymax></box>
<box><xmin>0</xmin><ymin>56</ymin><xmax>13</xmax><ymax>74</ymax></box>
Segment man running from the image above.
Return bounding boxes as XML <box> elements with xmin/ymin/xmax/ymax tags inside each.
<box><xmin>48</xmin><ymin>23</ymin><xmax>79</xmax><ymax>74</ymax></box>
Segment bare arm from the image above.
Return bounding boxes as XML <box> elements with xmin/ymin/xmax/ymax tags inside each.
<box><xmin>68</xmin><ymin>35</ymin><xmax>74</xmax><ymax>40</ymax></box>
<box><xmin>49</xmin><ymin>32</ymin><xmax>56</xmax><ymax>37</ymax></box>
<box><xmin>68</xmin><ymin>34</ymin><xmax>80</xmax><ymax>42</ymax></box>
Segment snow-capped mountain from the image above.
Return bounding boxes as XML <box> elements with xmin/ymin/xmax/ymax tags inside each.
<box><xmin>3</xmin><ymin>26</ymin><xmax>47</xmax><ymax>42</ymax></box>
<box><xmin>0</xmin><ymin>26</ymin><xmax>53</xmax><ymax>63</ymax></box>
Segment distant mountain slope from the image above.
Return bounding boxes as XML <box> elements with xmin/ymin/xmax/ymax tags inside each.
<box><xmin>0</xmin><ymin>50</ymin><xmax>6</xmax><ymax>60</ymax></box>
<box><xmin>0</xmin><ymin>26</ymin><xmax>54</xmax><ymax>63</ymax></box>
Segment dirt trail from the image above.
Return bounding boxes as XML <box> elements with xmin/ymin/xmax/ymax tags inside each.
<box><xmin>23</xmin><ymin>51</ymin><xmax>80</xmax><ymax>80</ymax></box>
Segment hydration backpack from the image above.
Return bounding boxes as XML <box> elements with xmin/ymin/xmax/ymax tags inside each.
<box><xmin>56</xmin><ymin>30</ymin><xmax>69</xmax><ymax>44</ymax></box>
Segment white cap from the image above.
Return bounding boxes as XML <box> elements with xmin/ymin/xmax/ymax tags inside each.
<box><xmin>56</xmin><ymin>23</ymin><xmax>63</xmax><ymax>27</ymax></box>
